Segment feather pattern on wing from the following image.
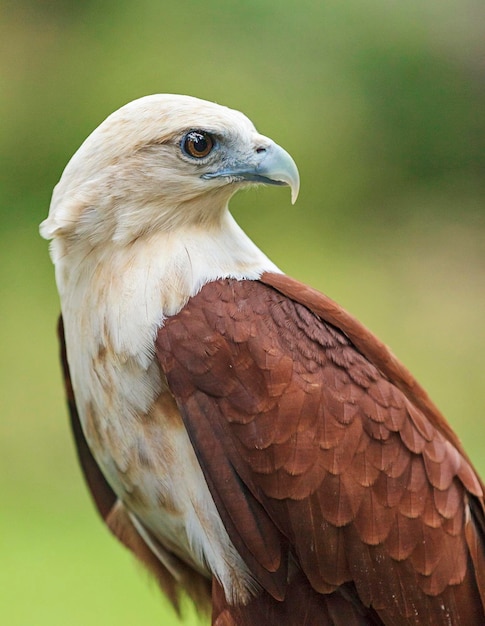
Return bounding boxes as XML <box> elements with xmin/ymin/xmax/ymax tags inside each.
<box><xmin>155</xmin><ymin>275</ymin><xmax>485</xmax><ymax>625</ymax></box>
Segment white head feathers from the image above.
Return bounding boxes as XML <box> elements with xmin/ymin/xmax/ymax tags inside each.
<box><xmin>40</xmin><ymin>94</ymin><xmax>299</xmax><ymax>246</ymax></box>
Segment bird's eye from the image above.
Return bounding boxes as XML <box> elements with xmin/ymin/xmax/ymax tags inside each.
<box><xmin>182</xmin><ymin>131</ymin><xmax>215</xmax><ymax>159</ymax></box>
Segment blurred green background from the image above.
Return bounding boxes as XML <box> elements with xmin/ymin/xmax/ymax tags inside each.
<box><xmin>1</xmin><ymin>1</ymin><xmax>484</xmax><ymax>624</ymax></box>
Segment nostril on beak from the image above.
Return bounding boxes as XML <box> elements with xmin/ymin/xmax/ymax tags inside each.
<box><xmin>255</xmin><ymin>146</ymin><xmax>267</xmax><ymax>154</ymax></box>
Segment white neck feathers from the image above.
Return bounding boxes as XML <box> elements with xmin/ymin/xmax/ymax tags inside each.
<box><xmin>54</xmin><ymin>211</ymin><xmax>280</xmax><ymax>367</ymax></box>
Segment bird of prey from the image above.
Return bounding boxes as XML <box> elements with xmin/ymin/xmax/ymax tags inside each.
<box><xmin>41</xmin><ymin>94</ymin><xmax>485</xmax><ymax>625</ymax></box>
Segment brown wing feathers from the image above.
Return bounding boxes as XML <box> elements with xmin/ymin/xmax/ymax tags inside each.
<box><xmin>212</xmin><ymin>575</ymin><xmax>383</xmax><ymax>626</ymax></box>
<box><xmin>156</xmin><ymin>276</ymin><xmax>485</xmax><ymax>625</ymax></box>
<box><xmin>260</xmin><ymin>271</ymin><xmax>484</xmax><ymax>484</ymax></box>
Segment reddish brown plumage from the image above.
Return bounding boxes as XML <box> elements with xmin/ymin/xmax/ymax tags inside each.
<box><xmin>60</xmin><ymin>274</ymin><xmax>485</xmax><ymax>625</ymax></box>
<box><xmin>154</xmin><ymin>274</ymin><xmax>485</xmax><ymax>625</ymax></box>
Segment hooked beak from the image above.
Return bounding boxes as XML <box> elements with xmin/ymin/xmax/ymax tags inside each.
<box><xmin>202</xmin><ymin>139</ymin><xmax>300</xmax><ymax>204</ymax></box>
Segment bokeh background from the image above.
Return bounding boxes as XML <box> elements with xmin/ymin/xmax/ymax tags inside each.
<box><xmin>1</xmin><ymin>1</ymin><xmax>484</xmax><ymax>624</ymax></box>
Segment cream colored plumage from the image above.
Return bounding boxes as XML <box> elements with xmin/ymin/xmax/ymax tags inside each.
<box><xmin>41</xmin><ymin>94</ymin><xmax>298</xmax><ymax>604</ymax></box>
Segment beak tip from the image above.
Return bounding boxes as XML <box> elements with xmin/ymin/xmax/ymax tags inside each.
<box><xmin>270</xmin><ymin>143</ymin><xmax>299</xmax><ymax>205</ymax></box>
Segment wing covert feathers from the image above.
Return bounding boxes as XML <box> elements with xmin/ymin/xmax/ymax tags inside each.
<box><xmin>155</xmin><ymin>275</ymin><xmax>485</xmax><ymax>625</ymax></box>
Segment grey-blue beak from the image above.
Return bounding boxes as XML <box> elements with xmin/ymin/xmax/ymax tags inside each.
<box><xmin>202</xmin><ymin>140</ymin><xmax>300</xmax><ymax>204</ymax></box>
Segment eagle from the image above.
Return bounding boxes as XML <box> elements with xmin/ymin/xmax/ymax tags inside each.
<box><xmin>40</xmin><ymin>94</ymin><xmax>485</xmax><ymax>625</ymax></box>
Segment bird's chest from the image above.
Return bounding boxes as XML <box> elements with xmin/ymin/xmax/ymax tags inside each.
<box><xmin>68</xmin><ymin>327</ymin><xmax>255</xmax><ymax>600</ymax></box>
<box><xmin>58</xmin><ymin>251</ymin><xmax>258</xmax><ymax>598</ymax></box>
<box><xmin>72</xmin><ymin>345</ymin><xmax>213</xmax><ymax>571</ymax></box>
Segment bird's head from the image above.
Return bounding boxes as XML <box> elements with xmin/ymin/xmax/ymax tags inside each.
<box><xmin>40</xmin><ymin>94</ymin><xmax>299</xmax><ymax>246</ymax></box>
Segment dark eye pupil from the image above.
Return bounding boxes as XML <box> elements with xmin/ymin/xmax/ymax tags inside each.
<box><xmin>193</xmin><ymin>133</ymin><xmax>207</xmax><ymax>153</ymax></box>
<box><xmin>183</xmin><ymin>131</ymin><xmax>214</xmax><ymax>158</ymax></box>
